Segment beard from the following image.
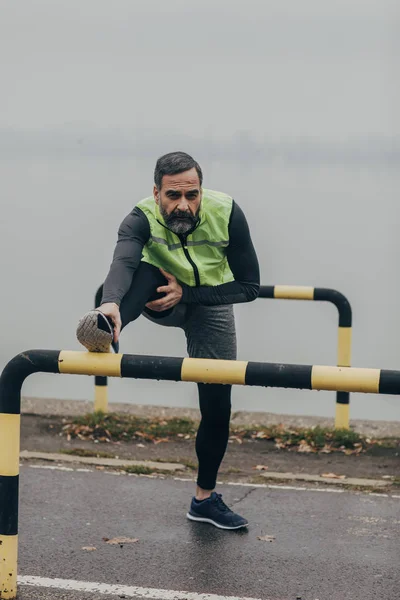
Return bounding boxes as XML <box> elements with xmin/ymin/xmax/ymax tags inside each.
<box><xmin>159</xmin><ymin>204</ymin><xmax>200</xmax><ymax>235</ymax></box>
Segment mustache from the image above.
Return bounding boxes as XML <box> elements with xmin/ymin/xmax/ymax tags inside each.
<box><xmin>168</xmin><ymin>210</ymin><xmax>197</xmax><ymax>220</ymax></box>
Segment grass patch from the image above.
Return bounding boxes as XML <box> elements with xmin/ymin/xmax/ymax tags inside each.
<box><xmin>61</xmin><ymin>413</ymin><xmax>398</xmax><ymax>455</ymax></box>
<box><xmin>121</xmin><ymin>465</ymin><xmax>154</xmax><ymax>475</ymax></box>
<box><xmin>367</xmin><ymin>437</ymin><xmax>400</xmax><ymax>449</ymax></box>
<box><xmin>63</xmin><ymin>412</ymin><xmax>196</xmax><ymax>443</ymax></box>
<box><xmin>121</xmin><ymin>465</ymin><xmax>170</xmax><ymax>475</ymax></box>
<box><xmin>60</xmin><ymin>448</ymin><xmax>115</xmax><ymax>459</ymax></box>
<box><xmin>234</xmin><ymin>424</ymin><xmax>366</xmax><ymax>452</ymax></box>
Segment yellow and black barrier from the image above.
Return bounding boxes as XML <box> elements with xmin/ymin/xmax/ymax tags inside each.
<box><xmin>94</xmin><ymin>285</ymin><xmax>108</xmax><ymax>413</ymax></box>
<box><xmin>0</xmin><ymin>348</ymin><xmax>399</xmax><ymax>598</ymax></box>
<box><xmin>258</xmin><ymin>285</ymin><xmax>353</xmax><ymax>429</ymax></box>
<box><xmin>93</xmin><ymin>283</ymin><xmax>353</xmax><ymax>429</ymax></box>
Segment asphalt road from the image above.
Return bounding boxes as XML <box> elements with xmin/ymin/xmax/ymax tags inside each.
<box><xmin>14</xmin><ymin>464</ymin><xmax>400</xmax><ymax>600</ymax></box>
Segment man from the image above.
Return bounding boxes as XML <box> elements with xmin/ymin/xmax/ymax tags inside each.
<box><xmin>77</xmin><ymin>151</ymin><xmax>260</xmax><ymax>530</ymax></box>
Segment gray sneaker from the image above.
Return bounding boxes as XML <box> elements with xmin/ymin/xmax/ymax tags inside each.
<box><xmin>76</xmin><ymin>310</ymin><xmax>119</xmax><ymax>353</ymax></box>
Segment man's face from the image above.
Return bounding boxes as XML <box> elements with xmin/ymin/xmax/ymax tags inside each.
<box><xmin>154</xmin><ymin>168</ymin><xmax>202</xmax><ymax>235</ymax></box>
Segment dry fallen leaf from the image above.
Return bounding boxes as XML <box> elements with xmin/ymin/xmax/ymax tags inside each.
<box><xmin>253</xmin><ymin>465</ymin><xmax>269</xmax><ymax>471</ymax></box>
<box><xmin>82</xmin><ymin>546</ymin><xmax>96</xmax><ymax>551</ymax></box>
<box><xmin>229</xmin><ymin>436</ymin><xmax>243</xmax><ymax>444</ymax></box>
<box><xmin>321</xmin><ymin>472</ymin><xmax>347</xmax><ymax>480</ymax></box>
<box><xmin>103</xmin><ymin>537</ymin><xmax>139</xmax><ymax>545</ymax></box>
<box><xmin>297</xmin><ymin>440</ymin><xmax>314</xmax><ymax>453</ymax></box>
<box><xmin>257</xmin><ymin>535</ymin><xmax>275</xmax><ymax>542</ymax></box>
<box><xmin>275</xmin><ymin>442</ymin><xmax>286</xmax><ymax>450</ymax></box>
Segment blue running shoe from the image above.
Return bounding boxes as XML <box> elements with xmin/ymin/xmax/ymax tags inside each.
<box><xmin>187</xmin><ymin>492</ymin><xmax>248</xmax><ymax>530</ymax></box>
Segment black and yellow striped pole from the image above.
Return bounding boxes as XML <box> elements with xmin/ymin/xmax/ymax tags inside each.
<box><xmin>0</xmin><ymin>349</ymin><xmax>399</xmax><ymax>598</ymax></box>
<box><xmin>93</xmin><ymin>283</ymin><xmax>353</xmax><ymax>425</ymax></box>
<box><xmin>93</xmin><ymin>284</ymin><xmax>108</xmax><ymax>413</ymax></box>
<box><xmin>258</xmin><ymin>286</ymin><xmax>352</xmax><ymax>429</ymax></box>
<box><xmin>0</xmin><ymin>350</ymin><xmax>59</xmax><ymax>599</ymax></box>
<box><xmin>0</xmin><ymin>410</ymin><xmax>19</xmax><ymax>600</ymax></box>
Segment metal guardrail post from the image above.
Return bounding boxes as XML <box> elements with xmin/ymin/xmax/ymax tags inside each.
<box><xmin>93</xmin><ymin>284</ymin><xmax>108</xmax><ymax>413</ymax></box>
<box><xmin>0</xmin><ymin>350</ymin><xmax>60</xmax><ymax>599</ymax></box>
<box><xmin>258</xmin><ymin>286</ymin><xmax>352</xmax><ymax>429</ymax></box>
<box><xmin>0</xmin><ymin>349</ymin><xmax>399</xmax><ymax>598</ymax></box>
<box><xmin>92</xmin><ymin>284</ymin><xmax>353</xmax><ymax>426</ymax></box>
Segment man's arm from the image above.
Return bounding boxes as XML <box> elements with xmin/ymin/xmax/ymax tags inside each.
<box><xmin>101</xmin><ymin>207</ymin><xmax>150</xmax><ymax>305</ymax></box>
<box><xmin>180</xmin><ymin>201</ymin><xmax>260</xmax><ymax>305</ymax></box>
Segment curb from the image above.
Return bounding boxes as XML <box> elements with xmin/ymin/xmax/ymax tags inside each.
<box><xmin>19</xmin><ymin>450</ymin><xmax>185</xmax><ymax>472</ymax></box>
<box><xmin>259</xmin><ymin>471</ymin><xmax>392</xmax><ymax>488</ymax></box>
<box><xmin>19</xmin><ymin>451</ymin><xmax>394</xmax><ymax>489</ymax></box>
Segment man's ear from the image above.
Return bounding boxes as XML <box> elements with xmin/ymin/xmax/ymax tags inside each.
<box><xmin>153</xmin><ymin>185</ymin><xmax>160</xmax><ymax>204</ymax></box>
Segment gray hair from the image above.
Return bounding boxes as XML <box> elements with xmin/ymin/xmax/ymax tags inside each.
<box><xmin>154</xmin><ymin>151</ymin><xmax>203</xmax><ymax>190</ymax></box>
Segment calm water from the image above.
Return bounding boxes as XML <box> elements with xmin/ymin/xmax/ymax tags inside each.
<box><xmin>1</xmin><ymin>156</ymin><xmax>399</xmax><ymax>421</ymax></box>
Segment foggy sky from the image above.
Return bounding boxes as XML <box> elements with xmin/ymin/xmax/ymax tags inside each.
<box><xmin>1</xmin><ymin>0</ymin><xmax>398</xmax><ymax>143</ymax></box>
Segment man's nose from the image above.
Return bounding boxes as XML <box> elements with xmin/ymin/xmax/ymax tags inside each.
<box><xmin>177</xmin><ymin>197</ymin><xmax>190</xmax><ymax>211</ymax></box>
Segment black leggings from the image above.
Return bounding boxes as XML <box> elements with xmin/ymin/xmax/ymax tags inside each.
<box><xmin>99</xmin><ymin>262</ymin><xmax>235</xmax><ymax>490</ymax></box>
<box><xmin>195</xmin><ymin>384</ymin><xmax>231</xmax><ymax>490</ymax></box>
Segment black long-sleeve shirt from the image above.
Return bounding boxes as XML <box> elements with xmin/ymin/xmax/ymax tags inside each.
<box><xmin>101</xmin><ymin>200</ymin><xmax>260</xmax><ymax>306</ymax></box>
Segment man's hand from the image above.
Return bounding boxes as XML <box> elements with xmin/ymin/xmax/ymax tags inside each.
<box><xmin>97</xmin><ymin>302</ymin><xmax>122</xmax><ymax>343</ymax></box>
<box><xmin>145</xmin><ymin>268</ymin><xmax>183</xmax><ymax>312</ymax></box>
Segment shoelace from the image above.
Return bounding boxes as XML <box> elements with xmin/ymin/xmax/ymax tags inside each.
<box><xmin>213</xmin><ymin>493</ymin><xmax>231</xmax><ymax>513</ymax></box>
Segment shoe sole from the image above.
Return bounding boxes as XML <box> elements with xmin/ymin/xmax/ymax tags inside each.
<box><xmin>76</xmin><ymin>310</ymin><xmax>113</xmax><ymax>353</ymax></box>
<box><xmin>186</xmin><ymin>512</ymin><xmax>248</xmax><ymax>530</ymax></box>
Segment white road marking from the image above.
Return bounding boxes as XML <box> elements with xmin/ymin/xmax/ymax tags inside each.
<box><xmin>228</xmin><ymin>481</ymin><xmax>344</xmax><ymax>493</ymax></box>
<box><xmin>23</xmin><ymin>465</ymin><xmax>400</xmax><ymax>499</ymax></box>
<box><xmin>28</xmin><ymin>465</ymin><xmax>75</xmax><ymax>472</ymax></box>
<box><xmin>174</xmin><ymin>476</ymin><xmax>345</xmax><ymax>494</ymax></box>
<box><xmin>18</xmin><ymin>575</ymin><xmax>263</xmax><ymax>600</ymax></box>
